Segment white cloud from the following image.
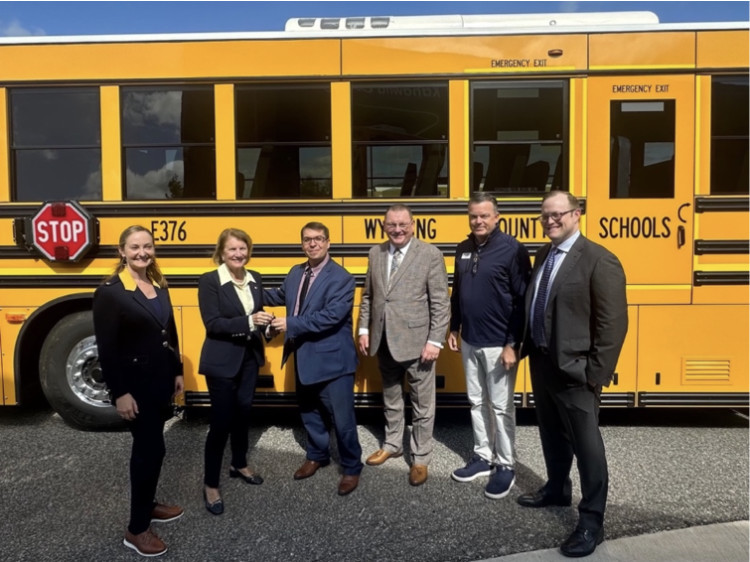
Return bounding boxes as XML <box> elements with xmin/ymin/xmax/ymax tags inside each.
<box><xmin>0</xmin><ymin>18</ymin><xmax>46</xmax><ymax>37</ymax></box>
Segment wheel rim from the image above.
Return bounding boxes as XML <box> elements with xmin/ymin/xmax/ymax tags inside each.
<box><xmin>65</xmin><ymin>335</ymin><xmax>110</xmax><ymax>407</ymax></box>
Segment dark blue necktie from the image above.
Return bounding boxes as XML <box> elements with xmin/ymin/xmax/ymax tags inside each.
<box><xmin>532</xmin><ymin>248</ymin><xmax>560</xmax><ymax>347</ymax></box>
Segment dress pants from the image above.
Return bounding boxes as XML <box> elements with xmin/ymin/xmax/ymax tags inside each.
<box><xmin>376</xmin><ymin>338</ymin><xmax>436</xmax><ymax>465</ymax></box>
<box><xmin>127</xmin><ymin>403</ymin><xmax>168</xmax><ymax>535</ymax></box>
<box><xmin>204</xmin><ymin>350</ymin><xmax>259</xmax><ymax>488</ymax></box>
<box><xmin>296</xmin><ymin>360</ymin><xmax>363</xmax><ymax>476</ymax></box>
<box><xmin>529</xmin><ymin>348</ymin><xmax>608</xmax><ymax>531</ymax></box>
<box><xmin>461</xmin><ymin>342</ymin><xmax>518</xmax><ymax>468</ymax></box>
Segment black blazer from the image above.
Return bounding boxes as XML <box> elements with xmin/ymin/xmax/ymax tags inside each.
<box><xmin>93</xmin><ymin>271</ymin><xmax>182</xmax><ymax>404</ymax></box>
<box><xmin>198</xmin><ymin>268</ymin><xmax>266</xmax><ymax>379</ymax></box>
<box><xmin>522</xmin><ymin>234</ymin><xmax>628</xmax><ymax>387</ymax></box>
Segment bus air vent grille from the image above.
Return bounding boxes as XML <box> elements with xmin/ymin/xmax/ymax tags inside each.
<box><xmin>682</xmin><ymin>358</ymin><xmax>731</xmax><ymax>384</ymax></box>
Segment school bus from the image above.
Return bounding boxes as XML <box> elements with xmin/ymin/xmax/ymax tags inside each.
<box><xmin>0</xmin><ymin>11</ymin><xmax>747</xmax><ymax>429</ymax></box>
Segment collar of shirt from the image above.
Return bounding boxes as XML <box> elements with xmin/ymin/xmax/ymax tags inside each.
<box><xmin>554</xmin><ymin>230</ymin><xmax>581</xmax><ymax>255</ymax></box>
<box><xmin>389</xmin><ymin>239</ymin><xmax>413</xmax><ymax>256</ymax></box>
<box><xmin>218</xmin><ymin>262</ymin><xmax>255</xmax><ymax>288</ymax></box>
<box><xmin>118</xmin><ymin>270</ymin><xmax>159</xmax><ymax>292</ymax></box>
<box><xmin>305</xmin><ymin>253</ymin><xmax>330</xmax><ymax>278</ymax></box>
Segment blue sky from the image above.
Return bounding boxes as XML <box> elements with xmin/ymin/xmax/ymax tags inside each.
<box><xmin>0</xmin><ymin>1</ymin><xmax>747</xmax><ymax>36</ymax></box>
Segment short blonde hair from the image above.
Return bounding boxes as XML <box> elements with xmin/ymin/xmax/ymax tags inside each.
<box><xmin>212</xmin><ymin>228</ymin><xmax>253</xmax><ymax>265</ymax></box>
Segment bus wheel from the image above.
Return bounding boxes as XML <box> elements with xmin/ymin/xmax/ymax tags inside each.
<box><xmin>39</xmin><ymin>311</ymin><xmax>124</xmax><ymax>430</ymax></box>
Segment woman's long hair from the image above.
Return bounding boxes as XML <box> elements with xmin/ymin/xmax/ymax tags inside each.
<box><xmin>107</xmin><ymin>225</ymin><xmax>167</xmax><ymax>288</ymax></box>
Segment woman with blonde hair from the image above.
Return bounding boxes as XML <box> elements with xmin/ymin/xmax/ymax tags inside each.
<box><xmin>93</xmin><ymin>225</ymin><xmax>184</xmax><ymax>557</ymax></box>
<box><xmin>198</xmin><ymin>228</ymin><xmax>274</xmax><ymax>515</ymax></box>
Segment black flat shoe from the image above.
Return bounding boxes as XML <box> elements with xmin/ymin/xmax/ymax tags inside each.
<box><xmin>203</xmin><ymin>489</ymin><xmax>224</xmax><ymax>515</ymax></box>
<box><xmin>229</xmin><ymin>467</ymin><xmax>264</xmax><ymax>485</ymax></box>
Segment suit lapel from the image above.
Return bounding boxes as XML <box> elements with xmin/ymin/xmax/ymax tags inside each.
<box><xmin>388</xmin><ymin>239</ymin><xmax>417</xmax><ymax>292</ymax></box>
<box><xmin>133</xmin><ymin>288</ymin><xmax>166</xmax><ymax>326</ymax></box>
<box><xmin>299</xmin><ymin>261</ymin><xmax>331</xmax><ymax>314</ymax></box>
<box><xmin>546</xmin><ymin>236</ymin><xmax>585</xmax><ymax>305</ymax></box>
<box><xmin>249</xmin><ymin>278</ymin><xmax>261</xmax><ymax>314</ymax></box>
<box><xmin>220</xmin><ymin>280</ymin><xmax>246</xmax><ymax>316</ymax></box>
<box><xmin>288</xmin><ymin>263</ymin><xmax>305</xmax><ymax>312</ymax></box>
<box><xmin>377</xmin><ymin>243</ymin><xmax>389</xmax><ymax>290</ymax></box>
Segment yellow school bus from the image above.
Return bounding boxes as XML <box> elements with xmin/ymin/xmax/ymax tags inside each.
<box><xmin>0</xmin><ymin>12</ymin><xmax>747</xmax><ymax>429</ymax></box>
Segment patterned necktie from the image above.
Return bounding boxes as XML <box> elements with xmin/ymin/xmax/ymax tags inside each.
<box><xmin>297</xmin><ymin>268</ymin><xmax>312</xmax><ymax>313</ymax></box>
<box><xmin>389</xmin><ymin>249</ymin><xmax>402</xmax><ymax>287</ymax></box>
<box><xmin>532</xmin><ymin>248</ymin><xmax>560</xmax><ymax>347</ymax></box>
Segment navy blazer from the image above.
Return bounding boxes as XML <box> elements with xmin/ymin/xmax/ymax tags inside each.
<box><xmin>93</xmin><ymin>271</ymin><xmax>182</xmax><ymax>404</ymax></box>
<box><xmin>264</xmin><ymin>259</ymin><xmax>358</xmax><ymax>385</ymax></box>
<box><xmin>198</xmin><ymin>268</ymin><xmax>266</xmax><ymax>379</ymax></box>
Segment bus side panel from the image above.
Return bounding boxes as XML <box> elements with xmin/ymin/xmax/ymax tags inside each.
<box><xmin>0</xmin><ymin>309</ymin><xmax>29</xmax><ymax>405</ymax></box>
<box><xmin>637</xmin><ymin>304</ymin><xmax>749</xmax><ymax>397</ymax></box>
<box><xmin>605</xmin><ymin>306</ymin><xmax>639</xmax><ymax>400</ymax></box>
<box><xmin>697</xmin><ymin>30</ymin><xmax>750</xmax><ymax>68</ymax></box>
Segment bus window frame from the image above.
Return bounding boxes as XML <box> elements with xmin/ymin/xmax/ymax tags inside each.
<box><xmin>470</xmin><ymin>79</ymin><xmax>568</xmax><ymax>196</ymax></box>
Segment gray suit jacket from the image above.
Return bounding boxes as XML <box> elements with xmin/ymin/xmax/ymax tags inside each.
<box><xmin>522</xmin><ymin>234</ymin><xmax>628</xmax><ymax>387</ymax></box>
<box><xmin>359</xmin><ymin>237</ymin><xmax>450</xmax><ymax>362</ymax></box>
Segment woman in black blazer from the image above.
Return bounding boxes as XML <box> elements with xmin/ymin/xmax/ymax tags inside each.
<box><xmin>198</xmin><ymin>228</ymin><xmax>274</xmax><ymax>515</ymax></box>
<box><xmin>93</xmin><ymin>225</ymin><xmax>184</xmax><ymax>557</ymax></box>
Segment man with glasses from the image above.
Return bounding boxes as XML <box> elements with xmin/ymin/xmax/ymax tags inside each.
<box><xmin>519</xmin><ymin>191</ymin><xmax>628</xmax><ymax>558</ymax></box>
<box><xmin>447</xmin><ymin>193</ymin><xmax>530</xmax><ymax>499</ymax></box>
<box><xmin>358</xmin><ymin>204</ymin><xmax>449</xmax><ymax>486</ymax></box>
<box><xmin>264</xmin><ymin>222</ymin><xmax>363</xmax><ymax>496</ymax></box>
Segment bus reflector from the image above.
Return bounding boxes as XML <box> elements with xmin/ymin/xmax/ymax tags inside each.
<box><xmin>5</xmin><ymin>313</ymin><xmax>27</xmax><ymax>323</ymax></box>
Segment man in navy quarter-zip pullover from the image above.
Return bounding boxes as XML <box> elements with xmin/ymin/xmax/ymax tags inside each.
<box><xmin>448</xmin><ymin>193</ymin><xmax>530</xmax><ymax>500</ymax></box>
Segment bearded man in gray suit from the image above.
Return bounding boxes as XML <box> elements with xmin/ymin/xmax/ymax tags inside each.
<box><xmin>358</xmin><ymin>204</ymin><xmax>450</xmax><ymax>486</ymax></box>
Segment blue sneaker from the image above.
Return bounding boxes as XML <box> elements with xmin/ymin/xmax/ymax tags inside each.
<box><xmin>485</xmin><ymin>466</ymin><xmax>516</xmax><ymax>499</ymax></box>
<box><xmin>451</xmin><ymin>456</ymin><xmax>492</xmax><ymax>482</ymax></box>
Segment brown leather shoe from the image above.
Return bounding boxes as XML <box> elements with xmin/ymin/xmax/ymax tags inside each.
<box><xmin>366</xmin><ymin>449</ymin><xmax>403</xmax><ymax>466</ymax></box>
<box><xmin>409</xmin><ymin>464</ymin><xmax>428</xmax><ymax>486</ymax></box>
<box><xmin>338</xmin><ymin>474</ymin><xmax>360</xmax><ymax>496</ymax></box>
<box><xmin>124</xmin><ymin>528</ymin><xmax>167</xmax><ymax>557</ymax></box>
<box><xmin>293</xmin><ymin>459</ymin><xmax>328</xmax><ymax>480</ymax></box>
<box><xmin>150</xmin><ymin>503</ymin><xmax>184</xmax><ymax>523</ymax></box>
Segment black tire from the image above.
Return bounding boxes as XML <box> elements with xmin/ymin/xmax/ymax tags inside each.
<box><xmin>39</xmin><ymin>311</ymin><xmax>124</xmax><ymax>430</ymax></box>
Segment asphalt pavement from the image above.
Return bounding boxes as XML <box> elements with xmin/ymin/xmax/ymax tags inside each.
<box><xmin>484</xmin><ymin>521</ymin><xmax>749</xmax><ymax>561</ymax></box>
<box><xmin>0</xmin><ymin>406</ymin><xmax>747</xmax><ymax>561</ymax></box>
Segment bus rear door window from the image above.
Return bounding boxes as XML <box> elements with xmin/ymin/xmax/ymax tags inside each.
<box><xmin>610</xmin><ymin>100</ymin><xmax>675</xmax><ymax>199</ymax></box>
<box><xmin>121</xmin><ymin>87</ymin><xmax>216</xmax><ymax>200</ymax></box>
<box><xmin>10</xmin><ymin>88</ymin><xmax>102</xmax><ymax>202</ymax></box>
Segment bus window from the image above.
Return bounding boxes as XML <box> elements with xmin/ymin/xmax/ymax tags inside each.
<box><xmin>609</xmin><ymin>100</ymin><xmax>675</xmax><ymax>199</ymax></box>
<box><xmin>121</xmin><ymin>86</ymin><xmax>216</xmax><ymax>200</ymax></box>
<box><xmin>472</xmin><ymin>81</ymin><xmax>566</xmax><ymax>195</ymax></box>
<box><xmin>711</xmin><ymin>75</ymin><xmax>749</xmax><ymax>194</ymax></box>
<box><xmin>236</xmin><ymin>85</ymin><xmax>332</xmax><ymax>199</ymax></box>
<box><xmin>351</xmin><ymin>82</ymin><xmax>448</xmax><ymax>198</ymax></box>
<box><xmin>10</xmin><ymin>88</ymin><xmax>102</xmax><ymax>202</ymax></box>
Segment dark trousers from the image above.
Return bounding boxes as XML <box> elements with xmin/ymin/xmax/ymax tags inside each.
<box><xmin>127</xmin><ymin>404</ymin><xmax>167</xmax><ymax>535</ymax></box>
<box><xmin>296</xmin><ymin>362</ymin><xmax>363</xmax><ymax>476</ymax></box>
<box><xmin>529</xmin><ymin>348</ymin><xmax>608</xmax><ymax>531</ymax></box>
<box><xmin>204</xmin><ymin>351</ymin><xmax>259</xmax><ymax>488</ymax></box>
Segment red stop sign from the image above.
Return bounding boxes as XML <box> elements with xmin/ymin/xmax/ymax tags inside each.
<box><xmin>30</xmin><ymin>201</ymin><xmax>96</xmax><ymax>261</ymax></box>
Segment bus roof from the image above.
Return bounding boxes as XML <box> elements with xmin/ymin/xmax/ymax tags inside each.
<box><xmin>0</xmin><ymin>11</ymin><xmax>747</xmax><ymax>46</ymax></box>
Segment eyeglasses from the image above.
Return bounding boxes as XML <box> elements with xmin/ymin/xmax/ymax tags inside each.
<box><xmin>384</xmin><ymin>222</ymin><xmax>413</xmax><ymax>230</ymax></box>
<box><xmin>302</xmin><ymin>236</ymin><xmax>328</xmax><ymax>245</ymax></box>
<box><xmin>537</xmin><ymin>209</ymin><xmax>577</xmax><ymax>223</ymax></box>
